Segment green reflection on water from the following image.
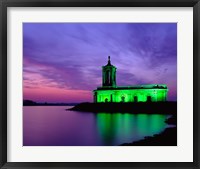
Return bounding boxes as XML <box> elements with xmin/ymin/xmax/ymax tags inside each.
<box><xmin>96</xmin><ymin>113</ymin><xmax>168</xmax><ymax>146</ymax></box>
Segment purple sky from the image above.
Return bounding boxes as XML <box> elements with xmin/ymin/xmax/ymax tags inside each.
<box><xmin>23</xmin><ymin>23</ymin><xmax>177</xmax><ymax>103</ymax></box>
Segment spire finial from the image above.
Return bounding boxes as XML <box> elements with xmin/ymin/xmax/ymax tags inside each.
<box><xmin>108</xmin><ymin>56</ymin><xmax>111</xmax><ymax>65</ymax></box>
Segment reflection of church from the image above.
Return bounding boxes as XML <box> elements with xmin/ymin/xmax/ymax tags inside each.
<box><xmin>93</xmin><ymin>56</ymin><xmax>168</xmax><ymax>103</ymax></box>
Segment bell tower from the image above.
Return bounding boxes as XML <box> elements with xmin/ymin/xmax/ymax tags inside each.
<box><xmin>102</xmin><ymin>56</ymin><xmax>117</xmax><ymax>87</ymax></box>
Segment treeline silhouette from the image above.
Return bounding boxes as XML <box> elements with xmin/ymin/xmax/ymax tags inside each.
<box><xmin>23</xmin><ymin>100</ymin><xmax>77</xmax><ymax>106</ymax></box>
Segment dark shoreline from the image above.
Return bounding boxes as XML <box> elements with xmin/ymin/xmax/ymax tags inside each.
<box><xmin>68</xmin><ymin>102</ymin><xmax>177</xmax><ymax>114</ymax></box>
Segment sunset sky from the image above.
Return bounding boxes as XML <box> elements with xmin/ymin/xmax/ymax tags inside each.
<box><xmin>23</xmin><ymin>23</ymin><xmax>177</xmax><ymax>103</ymax></box>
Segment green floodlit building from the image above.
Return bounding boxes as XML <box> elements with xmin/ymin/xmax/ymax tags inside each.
<box><xmin>93</xmin><ymin>56</ymin><xmax>168</xmax><ymax>103</ymax></box>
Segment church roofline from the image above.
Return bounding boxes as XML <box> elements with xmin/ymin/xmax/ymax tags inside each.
<box><xmin>93</xmin><ymin>84</ymin><xmax>168</xmax><ymax>91</ymax></box>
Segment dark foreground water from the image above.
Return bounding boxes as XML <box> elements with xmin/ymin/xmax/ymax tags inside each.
<box><xmin>23</xmin><ymin>106</ymin><xmax>171</xmax><ymax>146</ymax></box>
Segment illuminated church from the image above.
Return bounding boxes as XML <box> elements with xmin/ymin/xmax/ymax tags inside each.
<box><xmin>93</xmin><ymin>56</ymin><xmax>168</xmax><ymax>103</ymax></box>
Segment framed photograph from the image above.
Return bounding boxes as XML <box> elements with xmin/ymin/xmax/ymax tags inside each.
<box><xmin>0</xmin><ymin>0</ymin><xmax>199</xmax><ymax>168</ymax></box>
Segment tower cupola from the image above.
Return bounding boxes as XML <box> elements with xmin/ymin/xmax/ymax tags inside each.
<box><xmin>102</xmin><ymin>56</ymin><xmax>117</xmax><ymax>87</ymax></box>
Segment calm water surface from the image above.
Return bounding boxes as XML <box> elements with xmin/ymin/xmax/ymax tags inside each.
<box><xmin>23</xmin><ymin>106</ymin><xmax>171</xmax><ymax>146</ymax></box>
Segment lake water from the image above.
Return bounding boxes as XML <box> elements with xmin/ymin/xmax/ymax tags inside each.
<box><xmin>23</xmin><ymin>106</ymin><xmax>171</xmax><ymax>146</ymax></box>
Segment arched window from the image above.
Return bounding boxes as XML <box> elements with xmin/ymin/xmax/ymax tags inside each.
<box><xmin>147</xmin><ymin>96</ymin><xmax>152</xmax><ymax>102</ymax></box>
<box><xmin>106</xmin><ymin>70</ymin><xmax>110</xmax><ymax>84</ymax></box>
<box><xmin>121</xmin><ymin>95</ymin><xmax>125</xmax><ymax>102</ymax></box>
<box><xmin>134</xmin><ymin>96</ymin><xmax>138</xmax><ymax>102</ymax></box>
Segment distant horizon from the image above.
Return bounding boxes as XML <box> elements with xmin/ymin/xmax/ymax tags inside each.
<box><xmin>23</xmin><ymin>99</ymin><xmax>177</xmax><ymax>104</ymax></box>
<box><xmin>23</xmin><ymin>99</ymin><xmax>80</xmax><ymax>104</ymax></box>
<box><xmin>23</xmin><ymin>23</ymin><xmax>177</xmax><ymax>102</ymax></box>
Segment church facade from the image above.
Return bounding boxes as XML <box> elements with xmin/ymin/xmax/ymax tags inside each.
<box><xmin>93</xmin><ymin>57</ymin><xmax>168</xmax><ymax>103</ymax></box>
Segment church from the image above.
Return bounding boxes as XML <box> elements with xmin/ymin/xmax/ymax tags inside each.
<box><xmin>93</xmin><ymin>56</ymin><xmax>168</xmax><ymax>103</ymax></box>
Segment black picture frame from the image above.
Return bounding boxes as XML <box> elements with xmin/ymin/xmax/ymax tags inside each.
<box><xmin>0</xmin><ymin>0</ymin><xmax>199</xmax><ymax>168</ymax></box>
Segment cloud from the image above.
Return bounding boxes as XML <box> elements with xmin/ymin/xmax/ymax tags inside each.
<box><xmin>23</xmin><ymin>23</ymin><xmax>177</xmax><ymax>102</ymax></box>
